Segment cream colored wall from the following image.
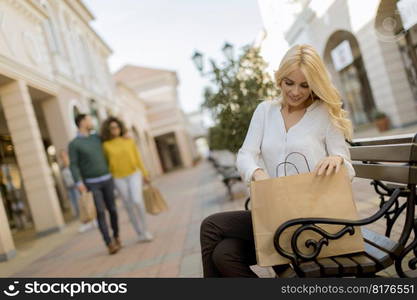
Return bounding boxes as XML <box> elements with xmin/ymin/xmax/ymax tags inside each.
<box><xmin>44</xmin><ymin>0</ymin><xmax>115</xmax><ymax>103</ymax></box>
<box><xmin>115</xmin><ymin>83</ymin><xmax>163</xmax><ymax>177</ymax></box>
<box><xmin>0</xmin><ymin>0</ymin><xmax>53</xmax><ymax>80</ymax></box>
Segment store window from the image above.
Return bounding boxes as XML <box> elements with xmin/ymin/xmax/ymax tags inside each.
<box><xmin>0</xmin><ymin>136</ymin><xmax>32</xmax><ymax>231</ymax></box>
<box><xmin>398</xmin><ymin>24</ymin><xmax>417</xmax><ymax>100</ymax></box>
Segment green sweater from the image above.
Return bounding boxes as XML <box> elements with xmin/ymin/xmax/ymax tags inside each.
<box><xmin>68</xmin><ymin>134</ymin><xmax>110</xmax><ymax>183</ymax></box>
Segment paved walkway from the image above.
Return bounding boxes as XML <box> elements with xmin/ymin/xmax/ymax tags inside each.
<box><xmin>0</xmin><ymin>161</ymin><xmax>251</xmax><ymax>277</ymax></box>
<box><xmin>0</xmin><ymin>159</ymin><xmax>412</xmax><ymax>278</ymax></box>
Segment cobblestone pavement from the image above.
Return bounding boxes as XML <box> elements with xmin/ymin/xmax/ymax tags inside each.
<box><xmin>0</xmin><ymin>159</ymin><xmax>413</xmax><ymax>278</ymax></box>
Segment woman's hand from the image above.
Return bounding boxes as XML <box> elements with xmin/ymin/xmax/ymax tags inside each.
<box><xmin>252</xmin><ymin>169</ymin><xmax>270</xmax><ymax>181</ymax></box>
<box><xmin>143</xmin><ymin>175</ymin><xmax>151</xmax><ymax>185</ymax></box>
<box><xmin>314</xmin><ymin>156</ymin><xmax>344</xmax><ymax>176</ymax></box>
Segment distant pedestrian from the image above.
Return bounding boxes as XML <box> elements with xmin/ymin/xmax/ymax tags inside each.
<box><xmin>68</xmin><ymin>114</ymin><xmax>121</xmax><ymax>255</ymax></box>
<box><xmin>101</xmin><ymin>117</ymin><xmax>153</xmax><ymax>243</ymax></box>
<box><xmin>59</xmin><ymin>149</ymin><xmax>96</xmax><ymax>233</ymax></box>
<box><xmin>58</xmin><ymin>150</ymin><xmax>80</xmax><ymax>218</ymax></box>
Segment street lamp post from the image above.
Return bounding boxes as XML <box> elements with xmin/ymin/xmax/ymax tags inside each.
<box><xmin>222</xmin><ymin>42</ymin><xmax>234</xmax><ymax>61</ymax></box>
<box><xmin>192</xmin><ymin>51</ymin><xmax>204</xmax><ymax>73</ymax></box>
<box><xmin>192</xmin><ymin>42</ymin><xmax>234</xmax><ymax>75</ymax></box>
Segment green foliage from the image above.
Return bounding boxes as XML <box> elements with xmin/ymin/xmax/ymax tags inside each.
<box><xmin>201</xmin><ymin>46</ymin><xmax>279</xmax><ymax>153</ymax></box>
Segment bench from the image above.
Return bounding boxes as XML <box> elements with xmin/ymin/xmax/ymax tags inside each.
<box><xmin>208</xmin><ymin>156</ymin><xmax>242</xmax><ymax>200</ymax></box>
<box><xmin>247</xmin><ymin>133</ymin><xmax>417</xmax><ymax>277</ymax></box>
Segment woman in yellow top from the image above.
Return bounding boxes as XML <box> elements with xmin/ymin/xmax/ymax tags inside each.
<box><xmin>101</xmin><ymin>117</ymin><xmax>153</xmax><ymax>242</ymax></box>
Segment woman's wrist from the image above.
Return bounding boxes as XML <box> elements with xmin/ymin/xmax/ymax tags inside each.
<box><xmin>252</xmin><ymin>168</ymin><xmax>262</xmax><ymax>181</ymax></box>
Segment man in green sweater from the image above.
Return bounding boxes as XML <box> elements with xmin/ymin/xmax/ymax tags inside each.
<box><xmin>69</xmin><ymin>114</ymin><xmax>120</xmax><ymax>255</ymax></box>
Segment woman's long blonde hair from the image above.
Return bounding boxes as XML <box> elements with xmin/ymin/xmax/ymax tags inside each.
<box><xmin>274</xmin><ymin>44</ymin><xmax>353</xmax><ymax>141</ymax></box>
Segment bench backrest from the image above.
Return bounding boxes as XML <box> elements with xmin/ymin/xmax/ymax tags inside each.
<box><xmin>348</xmin><ymin>133</ymin><xmax>417</xmax><ymax>185</ymax></box>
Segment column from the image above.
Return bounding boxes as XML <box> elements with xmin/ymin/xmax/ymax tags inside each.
<box><xmin>175</xmin><ymin>129</ymin><xmax>193</xmax><ymax>168</ymax></box>
<box><xmin>0</xmin><ymin>80</ymin><xmax>64</xmax><ymax>236</ymax></box>
<box><xmin>0</xmin><ymin>193</ymin><xmax>15</xmax><ymax>261</ymax></box>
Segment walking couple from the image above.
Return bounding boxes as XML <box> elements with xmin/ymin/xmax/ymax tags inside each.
<box><xmin>69</xmin><ymin>114</ymin><xmax>153</xmax><ymax>254</ymax></box>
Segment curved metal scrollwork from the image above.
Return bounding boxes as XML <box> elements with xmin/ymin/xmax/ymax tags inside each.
<box><xmin>290</xmin><ymin>224</ymin><xmax>355</xmax><ymax>260</ymax></box>
<box><xmin>273</xmin><ymin>188</ymin><xmax>402</xmax><ymax>265</ymax></box>
<box><xmin>371</xmin><ymin>180</ymin><xmax>410</xmax><ymax>238</ymax></box>
<box><xmin>395</xmin><ymin>205</ymin><xmax>417</xmax><ymax>278</ymax></box>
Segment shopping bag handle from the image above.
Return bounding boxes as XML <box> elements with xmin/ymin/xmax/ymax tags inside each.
<box><xmin>275</xmin><ymin>152</ymin><xmax>311</xmax><ymax>177</ymax></box>
<box><xmin>275</xmin><ymin>161</ymin><xmax>299</xmax><ymax>177</ymax></box>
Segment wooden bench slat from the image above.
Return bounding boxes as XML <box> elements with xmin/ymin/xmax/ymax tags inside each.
<box><xmin>385</xmin><ymin>183</ymin><xmax>407</xmax><ymax>190</ymax></box>
<box><xmin>352</xmin><ymin>163</ymin><xmax>417</xmax><ymax>184</ymax></box>
<box><xmin>274</xmin><ymin>266</ymin><xmax>298</xmax><ymax>278</ymax></box>
<box><xmin>331</xmin><ymin>257</ymin><xmax>359</xmax><ymax>275</ymax></box>
<box><xmin>362</xmin><ymin>228</ymin><xmax>400</xmax><ymax>256</ymax></box>
<box><xmin>349</xmin><ymin>253</ymin><xmax>377</xmax><ymax>274</ymax></box>
<box><xmin>298</xmin><ymin>261</ymin><xmax>322</xmax><ymax>277</ymax></box>
<box><xmin>316</xmin><ymin>258</ymin><xmax>340</xmax><ymax>276</ymax></box>
<box><xmin>350</xmin><ymin>144</ymin><xmax>417</xmax><ymax>163</ymax></box>
<box><xmin>351</xmin><ymin>133</ymin><xmax>416</xmax><ymax>146</ymax></box>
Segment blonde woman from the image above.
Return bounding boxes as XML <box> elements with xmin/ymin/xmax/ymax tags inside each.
<box><xmin>101</xmin><ymin>117</ymin><xmax>153</xmax><ymax>243</ymax></box>
<box><xmin>200</xmin><ymin>45</ymin><xmax>355</xmax><ymax>277</ymax></box>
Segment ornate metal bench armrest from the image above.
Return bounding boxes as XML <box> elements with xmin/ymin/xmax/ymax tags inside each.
<box><xmin>273</xmin><ymin>188</ymin><xmax>402</xmax><ymax>264</ymax></box>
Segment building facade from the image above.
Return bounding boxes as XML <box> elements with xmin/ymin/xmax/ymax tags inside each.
<box><xmin>114</xmin><ymin>65</ymin><xmax>198</xmax><ymax>175</ymax></box>
<box><xmin>0</xmin><ymin>0</ymin><xmax>117</xmax><ymax>261</ymax></box>
<box><xmin>259</xmin><ymin>0</ymin><xmax>417</xmax><ymax>130</ymax></box>
<box><xmin>0</xmin><ymin>0</ymin><xmax>149</xmax><ymax>261</ymax></box>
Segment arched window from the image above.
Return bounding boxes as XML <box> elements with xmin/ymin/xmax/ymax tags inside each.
<box><xmin>89</xmin><ymin>99</ymin><xmax>100</xmax><ymax>132</ymax></box>
<box><xmin>72</xmin><ymin>105</ymin><xmax>81</xmax><ymax>124</ymax></box>
<box><xmin>324</xmin><ymin>31</ymin><xmax>376</xmax><ymax>126</ymax></box>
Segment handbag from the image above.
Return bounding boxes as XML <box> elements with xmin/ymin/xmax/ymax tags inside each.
<box><xmin>143</xmin><ymin>183</ymin><xmax>168</xmax><ymax>215</ymax></box>
<box><xmin>78</xmin><ymin>191</ymin><xmax>96</xmax><ymax>223</ymax></box>
<box><xmin>250</xmin><ymin>152</ymin><xmax>364</xmax><ymax>266</ymax></box>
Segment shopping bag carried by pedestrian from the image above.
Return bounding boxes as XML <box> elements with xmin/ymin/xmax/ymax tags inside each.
<box><xmin>250</xmin><ymin>152</ymin><xmax>364</xmax><ymax>266</ymax></box>
<box><xmin>78</xmin><ymin>191</ymin><xmax>96</xmax><ymax>224</ymax></box>
<box><xmin>142</xmin><ymin>183</ymin><xmax>168</xmax><ymax>215</ymax></box>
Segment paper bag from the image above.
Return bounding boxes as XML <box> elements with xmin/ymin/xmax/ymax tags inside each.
<box><xmin>250</xmin><ymin>165</ymin><xmax>364</xmax><ymax>266</ymax></box>
<box><xmin>143</xmin><ymin>184</ymin><xmax>168</xmax><ymax>215</ymax></box>
<box><xmin>79</xmin><ymin>192</ymin><xmax>96</xmax><ymax>223</ymax></box>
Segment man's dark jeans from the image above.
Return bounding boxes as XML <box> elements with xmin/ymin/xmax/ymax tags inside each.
<box><xmin>86</xmin><ymin>178</ymin><xmax>119</xmax><ymax>245</ymax></box>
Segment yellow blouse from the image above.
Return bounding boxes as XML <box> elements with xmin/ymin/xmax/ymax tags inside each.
<box><xmin>103</xmin><ymin>137</ymin><xmax>149</xmax><ymax>179</ymax></box>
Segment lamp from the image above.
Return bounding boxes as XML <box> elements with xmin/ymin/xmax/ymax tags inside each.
<box><xmin>222</xmin><ymin>42</ymin><xmax>234</xmax><ymax>60</ymax></box>
<box><xmin>192</xmin><ymin>51</ymin><xmax>204</xmax><ymax>72</ymax></box>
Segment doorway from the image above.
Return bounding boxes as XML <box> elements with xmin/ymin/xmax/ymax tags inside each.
<box><xmin>154</xmin><ymin>132</ymin><xmax>183</xmax><ymax>173</ymax></box>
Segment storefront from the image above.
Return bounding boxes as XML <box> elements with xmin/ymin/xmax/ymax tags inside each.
<box><xmin>324</xmin><ymin>32</ymin><xmax>376</xmax><ymax>126</ymax></box>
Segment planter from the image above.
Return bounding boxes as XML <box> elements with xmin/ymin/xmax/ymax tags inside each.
<box><xmin>375</xmin><ymin>117</ymin><xmax>390</xmax><ymax>132</ymax></box>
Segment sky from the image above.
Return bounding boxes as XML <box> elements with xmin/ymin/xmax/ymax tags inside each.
<box><xmin>83</xmin><ymin>0</ymin><xmax>266</xmax><ymax>113</ymax></box>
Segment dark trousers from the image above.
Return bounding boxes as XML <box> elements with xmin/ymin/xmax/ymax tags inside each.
<box><xmin>200</xmin><ymin>210</ymin><xmax>289</xmax><ymax>277</ymax></box>
<box><xmin>86</xmin><ymin>178</ymin><xmax>119</xmax><ymax>245</ymax></box>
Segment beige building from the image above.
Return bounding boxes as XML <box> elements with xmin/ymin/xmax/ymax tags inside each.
<box><xmin>259</xmin><ymin>0</ymin><xmax>417</xmax><ymax>130</ymax></box>
<box><xmin>114</xmin><ymin>65</ymin><xmax>198</xmax><ymax>175</ymax></box>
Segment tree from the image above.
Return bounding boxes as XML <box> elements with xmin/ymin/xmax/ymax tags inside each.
<box><xmin>196</xmin><ymin>45</ymin><xmax>279</xmax><ymax>153</ymax></box>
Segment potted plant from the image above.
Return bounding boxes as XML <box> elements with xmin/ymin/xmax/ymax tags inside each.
<box><xmin>371</xmin><ymin>110</ymin><xmax>390</xmax><ymax>132</ymax></box>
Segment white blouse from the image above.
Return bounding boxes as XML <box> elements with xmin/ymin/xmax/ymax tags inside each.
<box><xmin>236</xmin><ymin>99</ymin><xmax>355</xmax><ymax>184</ymax></box>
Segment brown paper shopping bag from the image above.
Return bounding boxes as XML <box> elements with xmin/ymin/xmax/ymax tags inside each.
<box><xmin>79</xmin><ymin>191</ymin><xmax>96</xmax><ymax>223</ymax></box>
<box><xmin>250</xmin><ymin>153</ymin><xmax>364</xmax><ymax>266</ymax></box>
<box><xmin>143</xmin><ymin>184</ymin><xmax>168</xmax><ymax>215</ymax></box>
